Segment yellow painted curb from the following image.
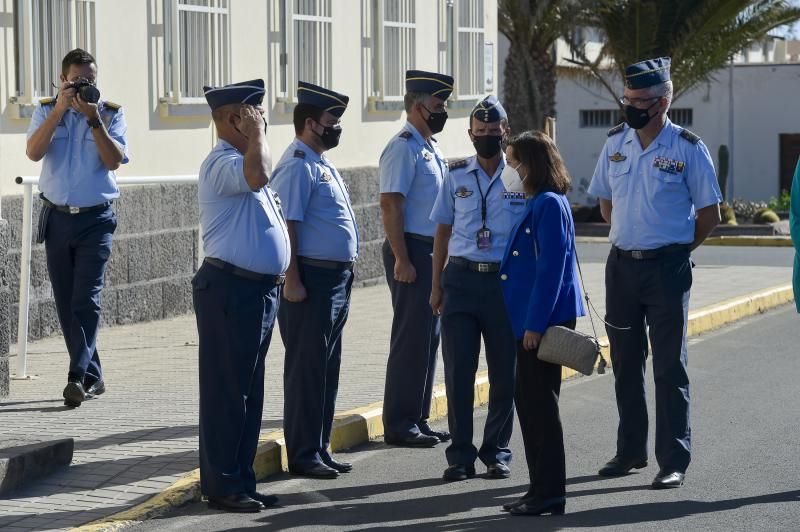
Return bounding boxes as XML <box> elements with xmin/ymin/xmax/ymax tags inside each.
<box><xmin>72</xmin><ymin>283</ymin><xmax>794</xmax><ymax>531</ymax></box>
<box><xmin>703</xmin><ymin>236</ymin><xmax>793</xmax><ymax>247</ymax></box>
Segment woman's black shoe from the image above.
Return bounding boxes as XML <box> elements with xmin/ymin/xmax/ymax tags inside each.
<box><xmin>509</xmin><ymin>496</ymin><xmax>566</xmax><ymax>516</ymax></box>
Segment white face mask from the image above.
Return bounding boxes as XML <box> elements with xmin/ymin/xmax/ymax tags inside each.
<box><xmin>500</xmin><ymin>163</ymin><xmax>526</xmax><ymax>193</ymax></box>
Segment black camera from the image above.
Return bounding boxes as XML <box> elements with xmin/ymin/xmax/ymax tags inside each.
<box><xmin>67</xmin><ymin>77</ymin><xmax>100</xmax><ymax>104</ymax></box>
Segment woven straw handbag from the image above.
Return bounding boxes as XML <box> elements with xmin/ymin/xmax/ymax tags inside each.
<box><xmin>535</xmin><ymin>196</ymin><xmax>607</xmax><ymax>376</ymax></box>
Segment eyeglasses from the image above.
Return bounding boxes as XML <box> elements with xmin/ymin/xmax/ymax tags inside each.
<box><xmin>619</xmin><ymin>96</ymin><xmax>661</xmax><ymax>107</ymax></box>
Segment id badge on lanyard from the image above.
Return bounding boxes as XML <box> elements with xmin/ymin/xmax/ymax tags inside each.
<box><xmin>474</xmin><ymin>174</ymin><xmax>498</xmax><ymax>250</ymax></box>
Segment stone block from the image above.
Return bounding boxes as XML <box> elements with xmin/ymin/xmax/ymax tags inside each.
<box><xmin>163</xmin><ymin>277</ymin><xmax>193</xmax><ymax>318</ymax></box>
<box><xmin>354</xmin><ymin>240</ymin><xmax>385</xmax><ymax>283</ymax></box>
<box><xmin>36</xmin><ymin>299</ymin><xmax>61</xmax><ymax>340</ymax></box>
<box><xmin>150</xmin><ymin>230</ymin><xmax>194</xmax><ymax>279</ymax></box>
<box><xmin>0</xmin><ymin>358</ymin><xmax>8</xmax><ymax>397</ymax></box>
<box><xmin>126</xmin><ymin>234</ymin><xmax>154</xmax><ymax>283</ymax></box>
<box><xmin>353</xmin><ymin>203</ymin><xmax>383</xmax><ymax>243</ymax></box>
<box><xmin>116</xmin><ymin>283</ymin><xmax>164</xmax><ymax>325</ymax></box>
<box><xmin>341</xmin><ymin>166</ymin><xmax>379</xmax><ymax>205</ymax></box>
<box><xmin>0</xmin><ymin>439</ymin><xmax>74</xmax><ymax>496</ymax></box>
<box><xmin>105</xmin><ymin>237</ymin><xmax>130</xmax><ymax>287</ymax></box>
<box><xmin>100</xmin><ymin>285</ymin><xmax>119</xmax><ymax>328</ymax></box>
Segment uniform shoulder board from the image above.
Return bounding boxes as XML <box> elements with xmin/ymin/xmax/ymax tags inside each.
<box><xmin>679</xmin><ymin>128</ymin><xmax>700</xmax><ymax>145</ymax></box>
<box><xmin>398</xmin><ymin>131</ymin><xmax>413</xmax><ymax>140</ymax></box>
<box><xmin>103</xmin><ymin>101</ymin><xmax>121</xmax><ymax>112</ymax></box>
<box><xmin>448</xmin><ymin>158</ymin><xmax>469</xmax><ymax>170</ymax></box>
<box><xmin>39</xmin><ymin>97</ymin><xmax>56</xmax><ymax>106</ymax></box>
<box><xmin>607</xmin><ymin>123</ymin><xmax>625</xmax><ymax>137</ymax></box>
<box><xmin>293</xmin><ymin>149</ymin><xmax>306</xmax><ymax>159</ymax></box>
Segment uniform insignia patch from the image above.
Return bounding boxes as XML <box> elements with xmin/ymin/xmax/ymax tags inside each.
<box><xmin>607</xmin><ymin>123</ymin><xmax>625</xmax><ymax>136</ymax></box>
<box><xmin>448</xmin><ymin>158</ymin><xmax>469</xmax><ymax>170</ymax></box>
<box><xmin>293</xmin><ymin>150</ymin><xmax>306</xmax><ymax>159</ymax></box>
<box><xmin>399</xmin><ymin>131</ymin><xmax>412</xmax><ymax>140</ymax></box>
<box><xmin>609</xmin><ymin>152</ymin><xmax>627</xmax><ymax>162</ymax></box>
<box><xmin>679</xmin><ymin>128</ymin><xmax>700</xmax><ymax>145</ymax></box>
<box><xmin>503</xmin><ymin>191</ymin><xmax>527</xmax><ymax>201</ymax></box>
<box><xmin>39</xmin><ymin>97</ymin><xmax>56</xmax><ymax>106</ymax></box>
<box><xmin>321</xmin><ymin>172</ymin><xmax>332</xmax><ymax>182</ymax></box>
<box><xmin>103</xmin><ymin>101</ymin><xmax>121</xmax><ymax>112</ymax></box>
<box><xmin>653</xmin><ymin>155</ymin><xmax>685</xmax><ymax>174</ymax></box>
<box><xmin>455</xmin><ymin>187</ymin><xmax>473</xmax><ymax>198</ymax></box>
<box><xmin>421</xmin><ymin>150</ymin><xmax>433</xmax><ymax>161</ymax></box>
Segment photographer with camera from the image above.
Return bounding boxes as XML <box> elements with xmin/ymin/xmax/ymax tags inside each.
<box><xmin>26</xmin><ymin>48</ymin><xmax>129</xmax><ymax>408</ymax></box>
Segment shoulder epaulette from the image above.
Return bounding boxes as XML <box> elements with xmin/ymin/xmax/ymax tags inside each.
<box><xmin>103</xmin><ymin>101</ymin><xmax>121</xmax><ymax>112</ymax></box>
<box><xmin>39</xmin><ymin>97</ymin><xmax>56</xmax><ymax>106</ymax></box>
<box><xmin>293</xmin><ymin>149</ymin><xmax>306</xmax><ymax>159</ymax></box>
<box><xmin>679</xmin><ymin>128</ymin><xmax>700</xmax><ymax>145</ymax></box>
<box><xmin>398</xmin><ymin>131</ymin><xmax>412</xmax><ymax>140</ymax></box>
<box><xmin>607</xmin><ymin>123</ymin><xmax>625</xmax><ymax>137</ymax></box>
<box><xmin>448</xmin><ymin>158</ymin><xmax>469</xmax><ymax>170</ymax></box>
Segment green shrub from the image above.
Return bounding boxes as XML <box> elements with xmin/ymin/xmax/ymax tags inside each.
<box><xmin>752</xmin><ymin>208</ymin><xmax>780</xmax><ymax>224</ymax></box>
<box><xmin>767</xmin><ymin>190</ymin><xmax>791</xmax><ymax>212</ymax></box>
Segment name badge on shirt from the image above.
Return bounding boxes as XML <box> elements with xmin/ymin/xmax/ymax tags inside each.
<box><xmin>503</xmin><ymin>191</ymin><xmax>527</xmax><ymax>201</ymax></box>
<box><xmin>421</xmin><ymin>150</ymin><xmax>433</xmax><ymax>161</ymax></box>
<box><xmin>653</xmin><ymin>156</ymin><xmax>685</xmax><ymax>174</ymax></box>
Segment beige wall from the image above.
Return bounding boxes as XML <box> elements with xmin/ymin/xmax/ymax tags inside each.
<box><xmin>0</xmin><ymin>0</ymin><xmax>498</xmax><ymax>197</ymax></box>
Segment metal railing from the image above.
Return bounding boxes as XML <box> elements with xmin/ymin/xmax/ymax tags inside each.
<box><xmin>13</xmin><ymin>174</ymin><xmax>200</xmax><ymax>379</ymax></box>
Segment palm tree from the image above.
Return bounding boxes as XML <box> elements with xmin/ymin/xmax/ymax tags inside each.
<box><xmin>565</xmin><ymin>0</ymin><xmax>800</xmax><ymax>103</ymax></box>
<box><xmin>499</xmin><ymin>0</ymin><xmax>588</xmax><ymax>131</ymax></box>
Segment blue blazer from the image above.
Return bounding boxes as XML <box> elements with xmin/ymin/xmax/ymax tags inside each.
<box><xmin>499</xmin><ymin>191</ymin><xmax>586</xmax><ymax>339</ymax></box>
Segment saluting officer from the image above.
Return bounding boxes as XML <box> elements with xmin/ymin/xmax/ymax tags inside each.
<box><xmin>429</xmin><ymin>96</ymin><xmax>520</xmax><ymax>481</ymax></box>
<box><xmin>380</xmin><ymin>70</ymin><xmax>455</xmax><ymax>448</ymax></box>
<box><xmin>25</xmin><ymin>48</ymin><xmax>128</xmax><ymax>407</ymax></box>
<box><xmin>587</xmin><ymin>58</ymin><xmax>722</xmax><ymax>489</ymax></box>
<box><xmin>194</xmin><ymin>79</ymin><xmax>290</xmax><ymax>513</ymax></box>
<box><xmin>271</xmin><ymin>81</ymin><xmax>358</xmax><ymax>479</ymax></box>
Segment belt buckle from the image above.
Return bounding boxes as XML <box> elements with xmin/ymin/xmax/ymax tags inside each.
<box><xmin>478</xmin><ymin>262</ymin><xmax>489</xmax><ymax>273</ymax></box>
<box><xmin>69</xmin><ymin>206</ymin><xmax>80</xmax><ymax>214</ymax></box>
<box><xmin>631</xmin><ymin>250</ymin><xmax>644</xmax><ymax>260</ymax></box>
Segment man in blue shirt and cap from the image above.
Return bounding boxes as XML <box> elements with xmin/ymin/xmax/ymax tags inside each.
<box><xmin>588</xmin><ymin>57</ymin><xmax>722</xmax><ymax>489</ymax></box>
<box><xmin>26</xmin><ymin>48</ymin><xmax>128</xmax><ymax>408</ymax></box>
<box><xmin>194</xmin><ymin>79</ymin><xmax>290</xmax><ymax>512</ymax></box>
<box><xmin>271</xmin><ymin>81</ymin><xmax>358</xmax><ymax>479</ymax></box>
<box><xmin>380</xmin><ymin>69</ymin><xmax>454</xmax><ymax>448</ymax></box>
<box><xmin>429</xmin><ymin>95</ymin><xmax>519</xmax><ymax>481</ymax></box>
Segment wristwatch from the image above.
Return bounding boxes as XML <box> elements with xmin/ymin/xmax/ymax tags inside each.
<box><xmin>87</xmin><ymin>116</ymin><xmax>102</xmax><ymax>129</ymax></box>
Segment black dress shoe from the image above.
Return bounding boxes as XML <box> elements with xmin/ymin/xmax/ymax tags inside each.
<box><xmin>509</xmin><ymin>496</ymin><xmax>566</xmax><ymax>516</ymax></box>
<box><xmin>85</xmin><ymin>379</ymin><xmax>106</xmax><ymax>398</ymax></box>
<box><xmin>502</xmin><ymin>496</ymin><xmax>533</xmax><ymax>512</ymax></box>
<box><xmin>207</xmin><ymin>493</ymin><xmax>263</xmax><ymax>513</ymax></box>
<box><xmin>598</xmin><ymin>455</ymin><xmax>648</xmax><ymax>477</ymax></box>
<box><xmin>247</xmin><ymin>491</ymin><xmax>279</xmax><ymax>507</ymax></box>
<box><xmin>323</xmin><ymin>457</ymin><xmax>353</xmax><ymax>473</ymax></box>
<box><xmin>63</xmin><ymin>381</ymin><xmax>86</xmax><ymax>408</ymax></box>
<box><xmin>419</xmin><ymin>423</ymin><xmax>451</xmax><ymax>442</ymax></box>
<box><xmin>486</xmin><ymin>463</ymin><xmax>511</xmax><ymax>479</ymax></box>
<box><xmin>289</xmin><ymin>463</ymin><xmax>339</xmax><ymax>479</ymax></box>
<box><xmin>443</xmin><ymin>464</ymin><xmax>476</xmax><ymax>481</ymax></box>
<box><xmin>651</xmin><ymin>470</ymin><xmax>685</xmax><ymax>489</ymax></box>
<box><xmin>385</xmin><ymin>433</ymin><xmax>440</xmax><ymax>448</ymax></box>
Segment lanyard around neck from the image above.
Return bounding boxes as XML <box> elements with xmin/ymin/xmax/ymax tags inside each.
<box><xmin>473</xmin><ymin>173</ymin><xmax>499</xmax><ymax>229</ymax></box>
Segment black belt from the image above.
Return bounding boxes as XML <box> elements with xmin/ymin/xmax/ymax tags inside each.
<box><xmin>204</xmin><ymin>257</ymin><xmax>285</xmax><ymax>285</ymax></box>
<box><xmin>298</xmin><ymin>257</ymin><xmax>355</xmax><ymax>271</ymax></box>
<box><xmin>612</xmin><ymin>244</ymin><xmax>689</xmax><ymax>260</ymax></box>
<box><xmin>449</xmin><ymin>256</ymin><xmax>501</xmax><ymax>273</ymax></box>
<box><xmin>405</xmin><ymin>232</ymin><xmax>434</xmax><ymax>244</ymax></box>
<box><xmin>41</xmin><ymin>194</ymin><xmax>111</xmax><ymax>215</ymax></box>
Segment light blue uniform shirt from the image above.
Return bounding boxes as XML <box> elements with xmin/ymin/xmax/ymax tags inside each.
<box><xmin>588</xmin><ymin>119</ymin><xmax>722</xmax><ymax>251</ymax></box>
<box><xmin>430</xmin><ymin>154</ymin><xmax>527</xmax><ymax>262</ymax></box>
<box><xmin>26</xmin><ymin>100</ymin><xmax>129</xmax><ymax>207</ymax></box>
<box><xmin>379</xmin><ymin>122</ymin><xmax>447</xmax><ymax>238</ymax></box>
<box><xmin>198</xmin><ymin>140</ymin><xmax>291</xmax><ymax>275</ymax></box>
<box><xmin>270</xmin><ymin>139</ymin><xmax>359</xmax><ymax>262</ymax></box>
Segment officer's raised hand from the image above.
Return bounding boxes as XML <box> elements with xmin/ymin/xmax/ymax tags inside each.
<box><xmin>72</xmin><ymin>92</ymin><xmax>99</xmax><ymax>120</ymax></box>
<box><xmin>54</xmin><ymin>81</ymin><xmax>76</xmax><ymax>116</ymax></box>
<box><xmin>235</xmin><ymin>104</ymin><xmax>267</xmax><ymax>139</ymax></box>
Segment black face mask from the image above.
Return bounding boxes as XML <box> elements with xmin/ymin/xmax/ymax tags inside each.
<box><xmin>471</xmin><ymin>134</ymin><xmax>504</xmax><ymax>159</ymax></box>
<box><xmin>422</xmin><ymin>104</ymin><xmax>448</xmax><ymax>134</ymax></box>
<box><xmin>315</xmin><ymin>123</ymin><xmax>342</xmax><ymax>149</ymax></box>
<box><xmin>624</xmin><ymin>99</ymin><xmax>660</xmax><ymax>130</ymax></box>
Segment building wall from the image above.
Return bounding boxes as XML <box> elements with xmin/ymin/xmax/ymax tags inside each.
<box><xmin>554</xmin><ymin>63</ymin><xmax>800</xmax><ymax>203</ymax></box>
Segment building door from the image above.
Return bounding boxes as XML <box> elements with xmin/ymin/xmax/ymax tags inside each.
<box><xmin>779</xmin><ymin>134</ymin><xmax>800</xmax><ymax>194</ymax></box>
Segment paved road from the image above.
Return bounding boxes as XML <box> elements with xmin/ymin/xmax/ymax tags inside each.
<box><xmin>578</xmin><ymin>241</ymin><xmax>796</xmax><ymax>267</ymax></box>
<box><xmin>132</xmin><ymin>304</ymin><xmax>800</xmax><ymax>532</ymax></box>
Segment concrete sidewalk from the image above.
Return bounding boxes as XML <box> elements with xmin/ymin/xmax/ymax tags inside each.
<box><xmin>0</xmin><ymin>259</ymin><xmax>794</xmax><ymax>531</ymax></box>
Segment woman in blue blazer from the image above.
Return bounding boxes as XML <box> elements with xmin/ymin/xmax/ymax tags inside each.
<box><xmin>498</xmin><ymin>131</ymin><xmax>585</xmax><ymax>516</ymax></box>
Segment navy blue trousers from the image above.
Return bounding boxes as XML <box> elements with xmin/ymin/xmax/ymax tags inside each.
<box><xmin>440</xmin><ymin>263</ymin><xmax>516</xmax><ymax>467</ymax></box>
<box><xmin>382</xmin><ymin>237</ymin><xmax>441</xmax><ymax>438</ymax></box>
<box><xmin>279</xmin><ymin>263</ymin><xmax>354</xmax><ymax>469</ymax></box>
<box><xmin>605</xmin><ymin>248</ymin><xmax>692</xmax><ymax>473</ymax></box>
<box><xmin>44</xmin><ymin>206</ymin><xmax>116</xmax><ymax>384</ymax></box>
<box><xmin>193</xmin><ymin>262</ymin><xmax>280</xmax><ymax>497</ymax></box>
